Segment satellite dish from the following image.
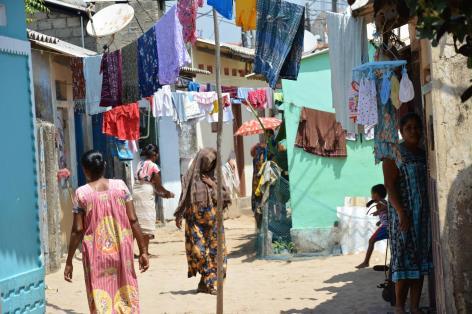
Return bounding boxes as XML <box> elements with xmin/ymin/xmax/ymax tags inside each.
<box><xmin>86</xmin><ymin>4</ymin><xmax>134</xmax><ymax>37</ymax></box>
<box><xmin>303</xmin><ymin>30</ymin><xmax>318</xmax><ymax>54</ymax></box>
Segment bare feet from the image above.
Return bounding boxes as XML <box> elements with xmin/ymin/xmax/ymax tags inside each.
<box><xmin>356</xmin><ymin>262</ymin><xmax>369</xmax><ymax>269</ymax></box>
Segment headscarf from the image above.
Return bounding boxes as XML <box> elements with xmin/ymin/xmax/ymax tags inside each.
<box><xmin>175</xmin><ymin>148</ymin><xmax>231</xmax><ymax>218</ymax></box>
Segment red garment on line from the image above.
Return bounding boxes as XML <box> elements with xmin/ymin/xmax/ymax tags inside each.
<box><xmin>247</xmin><ymin>89</ymin><xmax>267</xmax><ymax>109</ymax></box>
<box><xmin>102</xmin><ymin>103</ymin><xmax>140</xmax><ymax>140</ymax></box>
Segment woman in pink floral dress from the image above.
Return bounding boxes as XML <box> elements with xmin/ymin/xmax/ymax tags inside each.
<box><xmin>64</xmin><ymin>150</ymin><xmax>149</xmax><ymax>313</ymax></box>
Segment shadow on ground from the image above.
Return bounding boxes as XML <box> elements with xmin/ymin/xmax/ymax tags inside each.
<box><xmin>280</xmin><ymin>269</ymin><xmax>396</xmax><ymax>314</ymax></box>
<box><xmin>227</xmin><ymin>233</ymin><xmax>257</xmax><ymax>263</ymax></box>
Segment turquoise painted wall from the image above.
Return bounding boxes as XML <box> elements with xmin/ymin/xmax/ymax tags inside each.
<box><xmin>282</xmin><ymin>51</ymin><xmax>383</xmax><ymax>230</ymax></box>
<box><xmin>0</xmin><ymin>1</ymin><xmax>45</xmax><ymax>312</ymax></box>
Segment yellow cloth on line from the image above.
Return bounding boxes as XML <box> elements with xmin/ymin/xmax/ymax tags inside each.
<box><xmin>235</xmin><ymin>0</ymin><xmax>257</xmax><ymax>31</ymax></box>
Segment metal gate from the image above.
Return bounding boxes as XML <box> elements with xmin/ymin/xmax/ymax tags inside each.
<box><xmin>0</xmin><ymin>2</ymin><xmax>45</xmax><ymax>312</ymax></box>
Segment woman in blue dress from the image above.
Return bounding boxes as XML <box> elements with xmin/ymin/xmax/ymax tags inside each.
<box><xmin>382</xmin><ymin>113</ymin><xmax>433</xmax><ymax>314</ymax></box>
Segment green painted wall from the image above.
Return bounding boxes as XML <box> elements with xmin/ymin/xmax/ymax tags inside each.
<box><xmin>282</xmin><ymin>50</ymin><xmax>383</xmax><ymax>230</ymax></box>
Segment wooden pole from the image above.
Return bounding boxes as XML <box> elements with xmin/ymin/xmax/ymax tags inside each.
<box><xmin>212</xmin><ymin>8</ymin><xmax>225</xmax><ymax>314</ymax></box>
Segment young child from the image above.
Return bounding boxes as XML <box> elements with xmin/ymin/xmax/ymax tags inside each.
<box><xmin>356</xmin><ymin>184</ymin><xmax>388</xmax><ymax>269</ymax></box>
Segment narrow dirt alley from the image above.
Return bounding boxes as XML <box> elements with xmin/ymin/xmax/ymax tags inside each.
<box><xmin>46</xmin><ymin>215</ymin><xmax>399</xmax><ymax>313</ymax></box>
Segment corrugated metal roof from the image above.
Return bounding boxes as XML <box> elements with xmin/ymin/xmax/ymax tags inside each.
<box><xmin>27</xmin><ymin>29</ymin><xmax>59</xmax><ymax>44</ymax></box>
<box><xmin>180</xmin><ymin>67</ymin><xmax>211</xmax><ymax>76</ymax></box>
<box><xmin>28</xmin><ymin>29</ymin><xmax>96</xmax><ymax>57</ymax></box>
<box><xmin>45</xmin><ymin>0</ymin><xmax>89</xmax><ymax>12</ymax></box>
<box><xmin>196</xmin><ymin>38</ymin><xmax>255</xmax><ymax>60</ymax></box>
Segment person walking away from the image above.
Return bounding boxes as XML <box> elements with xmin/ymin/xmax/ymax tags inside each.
<box><xmin>64</xmin><ymin>150</ymin><xmax>149</xmax><ymax>313</ymax></box>
<box><xmin>133</xmin><ymin>144</ymin><xmax>174</xmax><ymax>254</ymax></box>
<box><xmin>382</xmin><ymin>113</ymin><xmax>432</xmax><ymax>314</ymax></box>
<box><xmin>174</xmin><ymin>148</ymin><xmax>231</xmax><ymax>295</ymax></box>
<box><xmin>356</xmin><ymin>184</ymin><xmax>388</xmax><ymax>269</ymax></box>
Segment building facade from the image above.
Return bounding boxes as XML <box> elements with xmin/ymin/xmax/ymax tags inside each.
<box><xmin>0</xmin><ymin>1</ymin><xmax>45</xmax><ymax>311</ymax></box>
<box><xmin>282</xmin><ymin>50</ymin><xmax>383</xmax><ymax>253</ymax></box>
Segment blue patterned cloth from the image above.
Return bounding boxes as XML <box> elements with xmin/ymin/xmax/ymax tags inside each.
<box><xmin>188</xmin><ymin>82</ymin><xmax>200</xmax><ymax>92</ymax></box>
<box><xmin>137</xmin><ymin>25</ymin><xmax>160</xmax><ymax>98</ymax></box>
<box><xmin>388</xmin><ymin>143</ymin><xmax>433</xmax><ymax>282</ymax></box>
<box><xmin>207</xmin><ymin>0</ymin><xmax>233</xmax><ymax>19</ymax></box>
<box><xmin>254</xmin><ymin>0</ymin><xmax>305</xmax><ymax>88</ymax></box>
<box><xmin>374</xmin><ymin>81</ymin><xmax>400</xmax><ymax>164</ymax></box>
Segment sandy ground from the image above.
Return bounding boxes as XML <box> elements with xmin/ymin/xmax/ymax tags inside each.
<box><xmin>46</xmin><ymin>215</ymin><xmax>428</xmax><ymax>314</ymax></box>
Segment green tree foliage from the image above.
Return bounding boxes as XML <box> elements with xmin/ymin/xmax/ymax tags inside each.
<box><xmin>25</xmin><ymin>0</ymin><xmax>49</xmax><ymax>24</ymax></box>
<box><xmin>405</xmin><ymin>0</ymin><xmax>472</xmax><ymax>101</ymax></box>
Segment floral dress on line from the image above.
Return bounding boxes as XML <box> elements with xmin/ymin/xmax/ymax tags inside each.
<box><xmin>388</xmin><ymin>143</ymin><xmax>433</xmax><ymax>282</ymax></box>
<box><xmin>74</xmin><ymin>179</ymin><xmax>139</xmax><ymax>314</ymax></box>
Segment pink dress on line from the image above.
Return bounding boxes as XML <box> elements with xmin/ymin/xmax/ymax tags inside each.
<box><xmin>74</xmin><ymin>179</ymin><xmax>140</xmax><ymax>314</ymax></box>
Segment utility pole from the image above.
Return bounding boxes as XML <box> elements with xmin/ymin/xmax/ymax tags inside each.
<box><xmin>332</xmin><ymin>0</ymin><xmax>337</xmax><ymax>12</ymax></box>
<box><xmin>212</xmin><ymin>8</ymin><xmax>225</xmax><ymax>314</ymax></box>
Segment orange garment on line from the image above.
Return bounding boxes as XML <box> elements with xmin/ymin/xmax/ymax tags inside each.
<box><xmin>235</xmin><ymin>0</ymin><xmax>257</xmax><ymax>31</ymax></box>
<box><xmin>102</xmin><ymin>103</ymin><xmax>140</xmax><ymax>140</ymax></box>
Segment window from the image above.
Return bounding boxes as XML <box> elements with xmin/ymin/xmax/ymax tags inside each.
<box><xmin>232</xmin><ymin>69</ymin><xmax>237</xmax><ymax>76</ymax></box>
<box><xmin>224</xmin><ymin>68</ymin><xmax>229</xmax><ymax>76</ymax></box>
<box><xmin>198</xmin><ymin>64</ymin><xmax>204</xmax><ymax>70</ymax></box>
<box><xmin>207</xmin><ymin>65</ymin><xmax>213</xmax><ymax>73</ymax></box>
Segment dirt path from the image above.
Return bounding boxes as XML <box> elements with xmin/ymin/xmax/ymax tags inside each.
<box><xmin>46</xmin><ymin>215</ymin><xmax>416</xmax><ymax>313</ymax></box>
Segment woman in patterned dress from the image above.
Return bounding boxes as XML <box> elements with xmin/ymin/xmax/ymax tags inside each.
<box><xmin>133</xmin><ymin>144</ymin><xmax>174</xmax><ymax>254</ymax></box>
<box><xmin>174</xmin><ymin>148</ymin><xmax>231</xmax><ymax>295</ymax></box>
<box><xmin>382</xmin><ymin>113</ymin><xmax>433</xmax><ymax>314</ymax></box>
<box><xmin>64</xmin><ymin>150</ymin><xmax>149</xmax><ymax>313</ymax></box>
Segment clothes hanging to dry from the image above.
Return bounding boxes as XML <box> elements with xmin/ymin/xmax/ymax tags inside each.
<box><xmin>70</xmin><ymin>57</ymin><xmax>85</xmax><ymax>101</ymax></box>
<box><xmin>121</xmin><ymin>41</ymin><xmax>140</xmax><ymax>104</ymax></box>
<box><xmin>102</xmin><ymin>103</ymin><xmax>140</xmax><ymax>140</ymax></box>
<box><xmin>253</xmin><ymin>0</ymin><xmax>305</xmax><ymax>88</ymax></box>
<box><xmin>295</xmin><ymin>107</ymin><xmax>347</xmax><ymax>157</ymax></box>
<box><xmin>100</xmin><ymin>50</ymin><xmax>122</xmax><ymax>107</ymax></box>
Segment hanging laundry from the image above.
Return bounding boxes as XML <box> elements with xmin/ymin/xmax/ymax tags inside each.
<box><xmin>184</xmin><ymin>92</ymin><xmax>204</xmax><ymax>120</ymax></box>
<box><xmin>295</xmin><ymin>107</ymin><xmax>347</xmax><ymax>157</ymax></box>
<box><xmin>70</xmin><ymin>57</ymin><xmax>85</xmax><ymax>101</ymax></box>
<box><xmin>207</xmin><ymin>0</ymin><xmax>233</xmax><ymax>20</ymax></box>
<box><xmin>357</xmin><ymin>77</ymin><xmax>378</xmax><ymax>126</ymax></box>
<box><xmin>199</xmin><ymin>85</ymin><xmax>207</xmax><ymax>92</ymax></box>
<box><xmin>188</xmin><ymin>81</ymin><xmax>200</xmax><ymax>92</ymax></box>
<box><xmin>194</xmin><ymin>91</ymin><xmax>218</xmax><ymax>105</ymax></box>
<box><xmin>348</xmin><ymin>80</ymin><xmax>360</xmax><ymax>123</ymax></box>
<box><xmin>138</xmin><ymin>26</ymin><xmax>160</xmax><ymax>98</ymax></box>
<box><xmin>254</xmin><ymin>0</ymin><xmax>305</xmax><ymax>88</ymax></box>
<box><xmin>121</xmin><ymin>41</ymin><xmax>140</xmax><ymax>104</ymax></box>
<box><xmin>374</xmin><ymin>97</ymin><xmax>400</xmax><ymax>164</ymax></box>
<box><xmin>237</xmin><ymin>87</ymin><xmax>254</xmax><ymax>101</ymax></box>
<box><xmin>248</xmin><ymin>89</ymin><xmax>267</xmax><ymax>110</ymax></box>
<box><xmin>100</xmin><ymin>50</ymin><xmax>122</xmax><ymax>107</ymax></box>
<box><xmin>155</xmin><ymin>5</ymin><xmax>191</xmax><ymax>85</ymax></box>
<box><xmin>152</xmin><ymin>85</ymin><xmax>174</xmax><ymax>118</ymax></box>
<box><xmin>207</xmin><ymin>105</ymin><xmax>234</xmax><ymax>123</ymax></box>
<box><xmin>222</xmin><ymin>86</ymin><xmax>238</xmax><ymax>99</ymax></box>
<box><xmin>235</xmin><ymin>0</ymin><xmax>256</xmax><ymax>31</ymax></box>
<box><xmin>390</xmin><ymin>75</ymin><xmax>401</xmax><ymax>109</ymax></box>
<box><xmin>274</xmin><ymin>92</ymin><xmax>284</xmax><ymax>103</ymax></box>
<box><xmin>84</xmin><ymin>55</ymin><xmax>107</xmax><ymax>115</ymax></box>
<box><xmin>327</xmin><ymin>11</ymin><xmax>369</xmax><ymax>134</ymax></box>
<box><xmin>380</xmin><ymin>71</ymin><xmax>392</xmax><ymax>105</ymax></box>
<box><xmin>177</xmin><ymin>0</ymin><xmax>203</xmax><ymax>44</ymax></box>
<box><xmin>264</xmin><ymin>87</ymin><xmax>274</xmax><ymax>109</ymax></box>
<box><xmin>399</xmin><ymin>68</ymin><xmax>415</xmax><ymax>103</ymax></box>
<box><xmin>172</xmin><ymin>92</ymin><xmax>190</xmax><ymax>122</ymax></box>
<box><xmin>102</xmin><ymin>103</ymin><xmax>140</xmax><ymax>140</ymax></box>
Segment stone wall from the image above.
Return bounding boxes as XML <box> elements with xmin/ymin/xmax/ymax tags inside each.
<box><xmin>428</xmin><ymin>36</ymin><xmax>472</xmax><ymax>313</ymax></box>
<box><xmin>29</xmin><ymin>8</ymin><xmax>96</xmax><ymax>51</ymax></box>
